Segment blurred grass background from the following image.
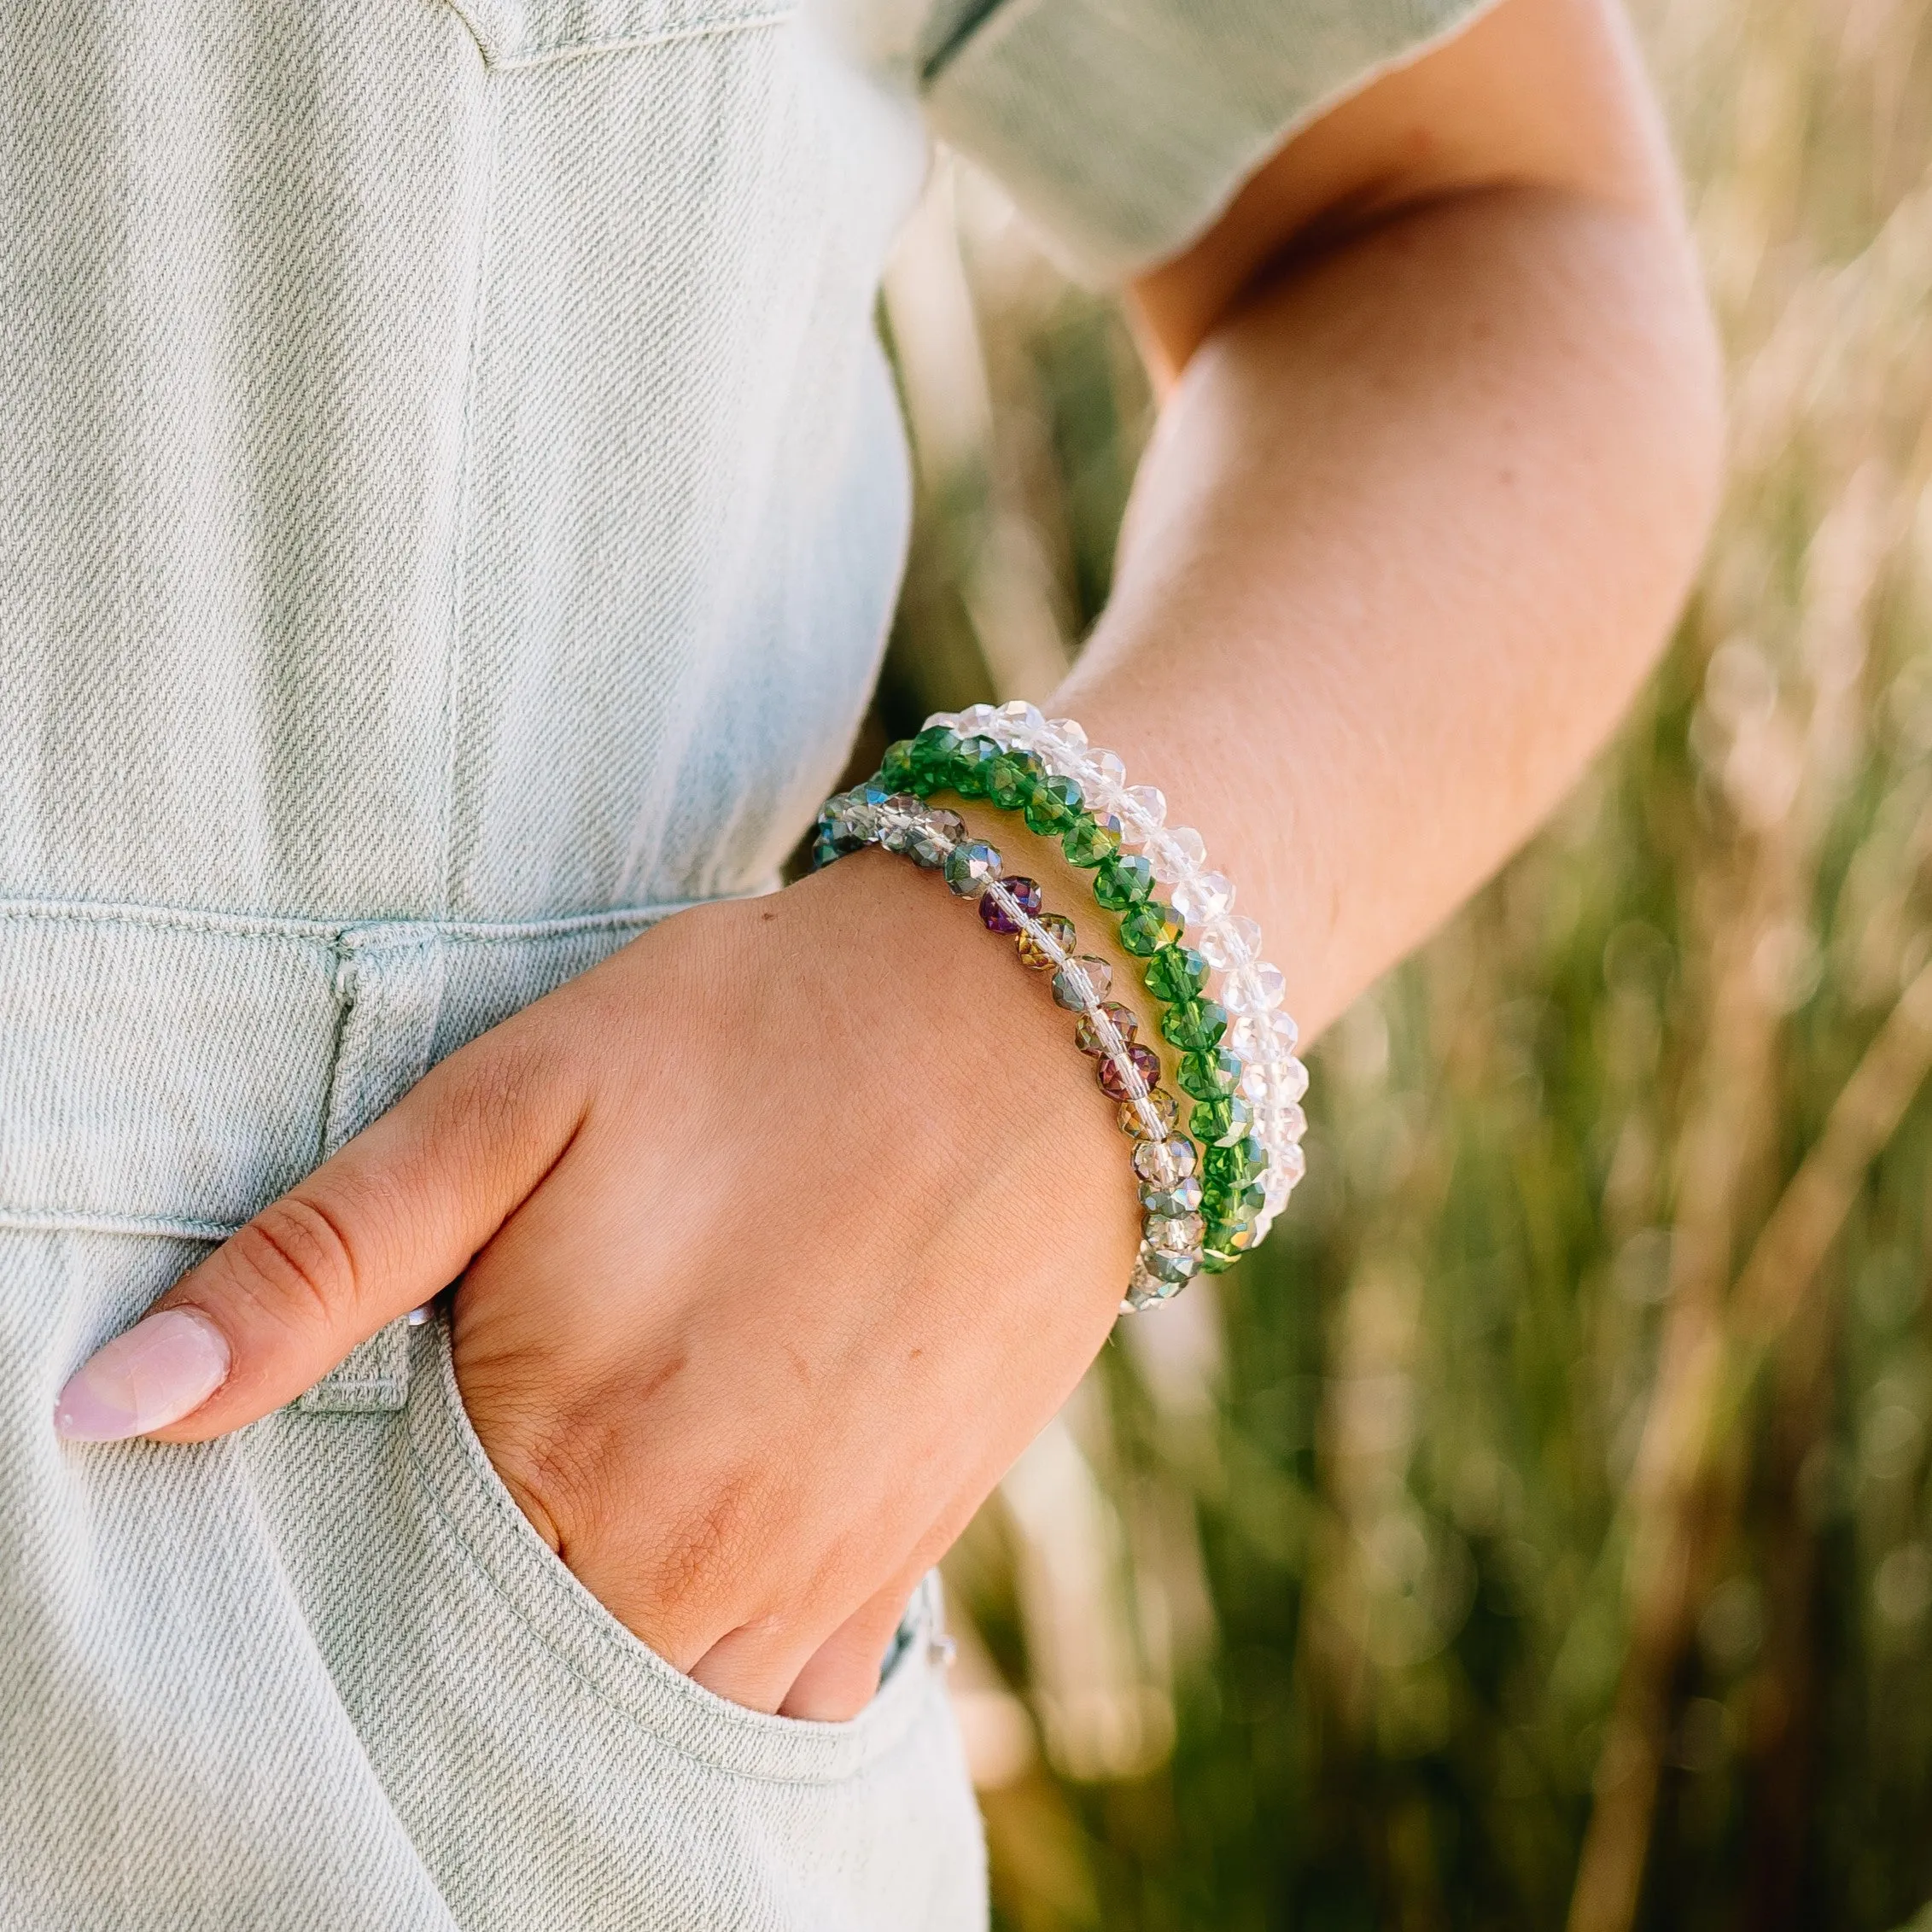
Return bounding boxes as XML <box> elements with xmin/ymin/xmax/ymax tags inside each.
<box><xmin>872</xmin><ymin>0</ymin><xmax>1932</xmax><ymax>1924</ymax></box>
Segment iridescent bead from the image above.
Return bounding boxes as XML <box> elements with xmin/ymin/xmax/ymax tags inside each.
<box><xmin>1199</xmin><ymin>915</ymin><xmax>1263</xmax><ymax>972</ymax></box>
<box><xmin>1275</xmin><ymin>1142</ymin><xmax>1308</xmax><ymax>1188</ymax></box>
<box><xmin>1147</xmin><ymin>826</ymin><xmax>1208</xmax><ymax>883</ymax></box>
<box><xmin>1139</xmin><ymin>1246</ymin><xmax>1199</xmax><ymax>1287</ymax></box>
<box><xmin>978</xmin><ymin>876</ymin><xmax>1041</xmax><ymax>932</ymax></box>
<box><xmin>879</xmin><ymin>738</ymin><xmax>916</xmax><ymax>791</ymax></box>
<box><xmin>1045</xmin><ymin>717</ymin><xmax>1089</xmax><ymax>752</ymax></box>
<box><xmin>1075</xmin><ymin>1001</ymin><xmax>1139</xmax><ymax>1055</ymax></box>
<box><xmin>1062</xmin><ymin>811</ymin><xmax>1124</xmax><ymax>868</ymax></box>
<box><xmin>996</xmin><ymin>699</ymin><xmax>1047</xmax><ymax>742</ymax></box>
<box><xmin>943</xmin><ymin>840</ymin><xmax>1001</xmax><ymax>896</ymax></box>
<box><xmin>1146</xmin><ymin>1211</ymin><xmax>1205</xmax><ymax>1255</ymax></box>
<box><xmin>907</xmin><ymin>808</ymin><xmax>966</xmax><ymax>868</ymax></box>
<box><xmin>1260</xmin><ymin>1102</ymin><xmax>1307</xmax><ymax>1144</ymax></box>
<box><xmin>1190</xmin><ymin>1094</ymin><xmax>1254</xmax><ymax>1145</ymax></box>
<box><xmin>1017</xmin><ymin>913</ymin><xmax>1076</xmax><ymax>969</ymax></box>
<box><xmin>1121</xmin><ymin>784</ymin><xmax>1166</xmax><ymax>831</ymax></box>
<box><xmin>1227</xmin><ymin>1010</ymin><xmax>1299</xmax><ymax>1061</ymax></box>
<box><xmin>1132</xmin><ymin>1135</ymin><xmax>1197</xmax><ymax>1185</ymax></box>
<box><xmin>1097</xmin><ymin>1042</ymin><xmax>1162</xmax><ymax>1100</ymax></box>
<box><xmin>1142</xmin><ymin>944</ymin><xmax>1209</xmax><ymax>1004</ymax></box>
<box><xmin>810</xmin><ymin>835</ymin><xmax>840</xmax><ymax>870</ymax></box>
<box><xmin>1202</xmin><ymin>1179</ymin><xmax>1267</xmax><ymax>1223</ymax></box>
<box><xmin>1172</xmin><ymin>872</ymin><xmax>1234</xmax><ymax>924</ymax></box>
<box><xmin>1223</xmin><ymin>962</ymin><xmax>1287</xmax><ymax>1013</ymax></box>
<box><xmin>987</xmin><ymin>750</ymin><xmax>1042</xmax><ymax>811</ymax></box>
<box><xmin>948</xmin><ymin>735</ymin><xmax>1001</xmax><ymax>797</ymax></box>
<box><xmin>1159</xmin><ymin>998</ymin><xmax>1228</xmax><ymax>1051</ymax></box>
<box><xmin>1240</xmin><ymin>1055</ymin><xmax>1310</xmax><ymax>1104</ymax></box>
<box><xmin>1139</xmin><ymin>1174</ymin><xmax>1203</xmax><ymax>1217</ymax></box>
<box><xmin>1094</xmin><ymin>854</ymin><xmax>1154</xmax><ymax>910</ymax></box>
<box><xmin>1052</xmin><ymin>956</ymin><xmax>1112</xmax><ymax>1009</ymax></box>
<box><xmin>1119</xmin><ymin>1089</ymin><xmax>1181</xmax><ymax>1138</ymax></box>
<box><xmin>1179</xmin><ymin>1048</ymin><xmax>1242</xmax><ymax>1100</ymax></box>
<box><xmin>1119</xmin><ymin>903</ymin><xmax>1182</xmax><ymax>955</ymax></box>
<box><xmin>1023</xmin><ymin>773</ymin><xmax>1083</xmax><ymax>836</ymax></box>
<box><xmin>955</xmin><ymin>702</ymin><xmax>1001</xmax><ymax>737</ymax></box>
<box><xmin>908</xmin><ymin>726</ymin><xmax>961</xmax><ymax>793</ymax></box>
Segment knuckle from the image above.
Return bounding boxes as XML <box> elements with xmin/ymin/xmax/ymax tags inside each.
<box><xmin>219</xmin><ymin>1194</ymin><xmax>362</xmax><ymax>1332</ymax></box>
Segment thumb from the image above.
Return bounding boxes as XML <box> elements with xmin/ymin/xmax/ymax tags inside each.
<box><xmin>54</xmin><ymin>1017</ymin><xmax>589</xmax><ymax>1444</ymax></box>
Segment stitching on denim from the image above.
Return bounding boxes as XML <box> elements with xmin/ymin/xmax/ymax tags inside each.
<box><xmin>0</xmin><ymin>1209</ymin><xmax>236</xmax><ymax>1243</ymax></box>
<box><xmin>491</xmin><ymin>9</ymin><xmax>796</xmax><ymax>70</ymax></box>
<box><xmin>0</xmin><ymin>896</ymin><xmax>708</xmax><ymax>943</ymax></box>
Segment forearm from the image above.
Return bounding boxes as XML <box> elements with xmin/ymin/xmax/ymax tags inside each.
<box><xmin>1053</xmin><ymin>182</ymin><xmax>1722</xmax><ymax>1040</ymax></box>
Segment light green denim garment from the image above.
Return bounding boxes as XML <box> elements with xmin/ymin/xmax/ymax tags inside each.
<box><xmin>0</xmin><ymin>0</ymin><xmax>1485</xmax><ymax>1924</ymax></box>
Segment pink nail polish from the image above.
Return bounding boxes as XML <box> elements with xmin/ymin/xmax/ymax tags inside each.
<box><xmin>54</xmin><ymin>1309</ymin><xmax>231</xmax><ymax>1442</ymax></box>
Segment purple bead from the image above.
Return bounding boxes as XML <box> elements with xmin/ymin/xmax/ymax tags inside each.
<box><xmin>1098</xmin><ymin>1043</ymin><xmax>1163</xmax><ymax>1100</ymax></box>
<box><xmin>978</xmin><ymin>876</ymin><xmax>1042</xmax><ymax>933</ymax></box>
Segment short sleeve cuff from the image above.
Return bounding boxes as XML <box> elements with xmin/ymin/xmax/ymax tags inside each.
<box><xmin>921</xmin><ymin>0</ymin><xmax>1499</xmax><ymax>284</ymax></box>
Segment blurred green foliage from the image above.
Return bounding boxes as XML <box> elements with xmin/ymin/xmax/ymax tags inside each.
<box><xmin>878</xmin><ymin>0</ymin><xmax>1932</xmax><ymax>1925</ymax></box>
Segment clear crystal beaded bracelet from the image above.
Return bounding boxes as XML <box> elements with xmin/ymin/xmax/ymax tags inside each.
<box><xmin>814</xmin><ymin>789</ymin><xmax>1206</xmax><ymax>1309</ymax></box>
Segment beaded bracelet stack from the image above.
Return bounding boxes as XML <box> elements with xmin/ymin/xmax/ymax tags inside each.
<box><xmin>813</xmin><ymin>702</ymin><xmax>1308</xmax><ymax>1310</ymax></box>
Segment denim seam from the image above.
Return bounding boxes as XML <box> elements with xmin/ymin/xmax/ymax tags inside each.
<box><xmin>0</xmin><ymin>1209</ymin><xmax>236</xmax><ymax>1242</ymax></box>
<box><xmin>0</xmin><ymin>896</ymin><xmax>705</xmax><ymax>943</ymax></box>
<box><xmin>435</xmin><ymin>1</ymin><xmax>793</xmax><ymax>73</ymax></box>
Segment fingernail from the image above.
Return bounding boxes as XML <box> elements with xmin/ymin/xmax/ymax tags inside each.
<box><xmin>54</xmin><ymin>1309</ymin><xmax>231</xmax><ymax>1442</ymax></box>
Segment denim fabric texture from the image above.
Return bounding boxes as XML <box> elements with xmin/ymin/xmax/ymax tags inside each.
<box><xmin>1</xmin><ymin>0</ymin><xmax>1483</xmax><ymax>1923</ymax></box>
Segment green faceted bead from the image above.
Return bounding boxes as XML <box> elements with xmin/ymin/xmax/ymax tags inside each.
<box><xmin>1179</xmin><ymin>1048</ymin><xmax>1242</xmax><ymax>1100</ymax></box>
<box><xmin>879</xmin><ymin>738</ymin><xmax>916</xmax><ymax>791</ymax></box>
<box><xmin>1120</xmin><ymin>902</ymin><xmax>1183</xmax><ymax>956</ymax></box>
<box><xmin>987</xmin><ymin>750</ymin><xmax>1042</xmax><ymax>811</ymax></box>
<box><xmin>1094</xmin><ymin>854</ymin><xmax>1154</xmax><ymax>911</ymax></box>
<box><xmin>1144</xmin><ymin>944</ymin><xmax>1210</xmax><ymax>1004</ymax></box>
<box><xmin>1203</xmin><ymin>1135</ymin><xmax>1268</xmax><ymax>1188</ymax></box>
<box><xmin>1199</xmin><ymin>1248</ymin><xmax>1236</xmax><ymax>1275</ymax></box>
<box><xmin>948</xmin><ymin>736</ymin><xmax>1001</xmax><ymax>798</ymax></box>
<box><xmin>1023</xmin><ymin>773</ymin><xmax>1083</xmax><ymax>836</ymax></box>
<box><xmin>908</xmin><ymin>726</ymin><xmax>961</xmax><ymax>794</ymax></box>
<box><xmin>1189</xmin><ymin>1094</ymin><xmax>1254</xmax><ymax>1145</ymax></box>
<box><xmin>1160</xmin><ymin>998</ymin><xmax>1229</xmax><ymax>1050</ymax></box>
<box><xmin>1062</xmin><ymin>811</ymin><xmax>1124</xmax><ymax>869</ymax></box>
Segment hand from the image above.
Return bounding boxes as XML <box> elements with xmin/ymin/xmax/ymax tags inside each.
<box><xmin>54</xmin><ymin>848</ymin><xmax>1139</xmax><ymax>1719</ymax></box>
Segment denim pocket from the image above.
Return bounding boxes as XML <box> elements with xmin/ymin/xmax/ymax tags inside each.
<box><xmin>443</xmin><ymin>0</ymin><xmax>794</xmax><ymax>69</ymax></box>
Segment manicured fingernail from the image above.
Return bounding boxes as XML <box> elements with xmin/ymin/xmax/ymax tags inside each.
<box><xmin>54</xmin><ymin>1309</ymin><xmax>231</xmax><ymax>1442</ymax></box>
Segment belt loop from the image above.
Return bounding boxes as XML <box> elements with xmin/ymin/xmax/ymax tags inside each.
<box><xmin>296</xmin><ymin>925</ymin><xmax>447</xmax><ymax>1415</ymax></box>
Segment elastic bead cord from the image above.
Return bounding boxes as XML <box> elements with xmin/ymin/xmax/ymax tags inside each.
<box><xmin>811</xmin><ymin>786</ymin><xmax>1201</xmax><ymax>1309</ymax></box>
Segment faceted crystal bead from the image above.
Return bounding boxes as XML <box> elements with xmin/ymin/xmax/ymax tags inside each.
<box><xmin>1240</xmin><ymin>1055</ymin><xmax>1310</xmax><ymax>1104</ymax></box>
<box><xmin>1143</xmin><ymin>945</ymin><xmax>1209</xmax><ymax>1004</ymax></box>
<box><xmin>1091</xmin><ymin>749</ymin><xmax>1128</xmax><ymax>790</ymax></box>
<box><xmin>1199</xmin><ymin>915</ymin><xmax>1263</xmax><ymax>972</ymax></box>
<box><xmin>1202</xmin><ymin>1179</ymin><xmax>1267</xmax><ymax>1223</ymax></box>
<box><xmin>948</xmin><ymin>736</ymin><xmax>1001</xmax><ymax>797</ymax></box>
<box><xmin>943</xmin><ymin>840</ymin><xmax>1001</xmax><ymax>896</ymax></box>
<box><xmin>810</xmin><ymin>835</ymin><xmax>840</xmax><ymax>871</ymax></box>
<box><xmin>956</xmin><ymin>702</ymin><xmax>1000</xmax><ymax>737</ymax></box>
<box><xmin>1119</xmin><ymin>1089</ymin><xmax>1181</xmax><ymax>1138</ymax></box>
<box><xmin>1227</xmin><ymin>1011</ymin><xmax>1294</xmax><ymax>1061</ymax></box>
<box><xmin>1062</xmin><ymin>811</ymin><xmax>1124</xmax><ymax>869</ymax></box>
<box><xmin>1120</xmin><ymin>784</ymin><xmax>1166</xmax><ymax>832</ymax></box>
<box><xmin>987</xmin><ymin>750</ymin><xmax>1042</xmax><ymax>811</ymax></box>
<box><xmin>1275</xmin><ymin>1142</ymin><xmax>1308</xmax><ymax>1188</ymax></box>
<box><xmin>1132</xmin><ymin>1135</ymin><xmax>1197</xmax><ymax>1185</ymax></box>
<box><xmin>1094</xmin><ymin>853</ymin><xmax>1154</xmax><ymax>911</ymax></box>
<box><xmin>1172</xmin><ymin>872</ymin><xmax>1234</xmax><ymax>925</ymax></box>
<box><xmin>995</xmin><ymin>700</ymin><xmax>1047</xmax><ymax>746</ymax></box>
<box><xmin>908</xmin><ymin>726</ymin><xmax>961</xmax><ymax>794</ymax></box>
<box><xmin>907</xmin><ymin>808</ymin><xmax>966</xmax><ymax>868</ymax></box>
<box><xmin>978</xmin><ymin>876</ymin><xmax>1041</xmax><ymax>932</ymax></box>
<box><xmin>1119</xmin><ymin>903</ymin><xmax>1183</xmax><ymax>956</ymax></box>
<box><xmin>1204</xmin><ymin>1135</ymin><xmax>1268</xmax><ymax>1186</ymax></box>
<box><xmin>1160</xmin><ymin>999</ymin><xmax>1229</xmax><ymax>1052</ymax></box>
<box><xmin>1260</xmin><ymin>1102</ymin><xmax>1307</xmax><ymax>1144</ymax></box>
<box><xmin>1179</xmin><ymin>1048</ymin><xmax>1242</xmax><ymax>1100</ymax></box>
<box><xmin>1147</xmin><ymin>826</ymin><xmax>1208</xmax><ymax>883</ymax></box>
<box><xmin>879</xmin><ymin>738</ymin><xmax>916</xmax><ymax>791</ymax></box>
<box><xmin>1190</xmin><ymin>1095</ymin><xmax>1253</xmax><ymax>1145</ymax></box>
<box><xmin>1045</xmin><ymin>717</ymin><xmax>1089</xmax><ymax>752</ymax></box>
<box><xmin>1223</xmin><ymin>962</ymin><xmax>1287</xmax><ymax>1013</ymax></box>
<box><xmin>1017</xmin><ymin>913</ymin><xmax>1076</xmax><ymax>969</ymax></box>
<box><xmin>1146</xmin><ymin>1211</ymin><xmax>1205</xmax><ymax>1256</ymax></box>
<box><xmin>1075</xmin><ymin>1001</ymin><xmax>1138</xmax><ymax>1055</ymax></box>
<box><xmin>1097</xmin><ymin>1043</ymin><xmax>1162</xmax><ymax>1100</ymax></box>
<box><xmin>1140</xmin><ymin>1246</ymin><xmax>1199</xmax><ymax>1287</ymax></box>
<box><xmin>1139</xmin><ymin>1176</ymin><xmax>1204</xmax><ymax>1221</ymax></box>
<box><xmin>1052</xmin><ymin>956</ymin><xmax>1113</xmax><ymax>1010</ymax></box>
<box><xmin>1023</xmin><ymin>774</ymin><xmax>1083</xmax><ymax>836</ymax></box>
